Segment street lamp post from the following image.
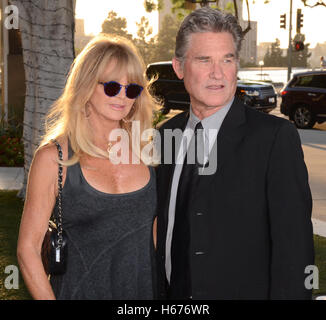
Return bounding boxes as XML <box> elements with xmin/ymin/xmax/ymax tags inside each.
<box><xmin>287</xmin><ymin>0</ymin><xmax>293</xmax><ymax>81</ymax></box>
<box><xmin>259</xmin><ymin>60</ymin><xmax>264</xmax><ymax>81</ymax></box>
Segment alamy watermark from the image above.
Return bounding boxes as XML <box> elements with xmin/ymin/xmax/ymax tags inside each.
<box><xmin>1</xmin><ymin>264</ymin><xmax>319</xmax><ymax>292</ymax></box>
<box><xmin>304</xmin><ymin>265</ymin><xmax>319</xmax><ymax>290</ymax></box>
<box><xmin>3</xmin><ymin>265</ymin><xmax>19</xmax><ymax>290</ymax></box>
<box><xmin>107</xmin><ymin>121</ymin><xmax>218</xmax><ymax>175</ymax></box>
<box><xmin>4</xmin><ymin>5</ymin><xmax>19</xmax><ymax>30</ymax></box>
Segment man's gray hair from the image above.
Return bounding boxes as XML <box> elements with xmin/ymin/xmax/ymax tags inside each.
<box><xmin>175</xmin><ymin>7</ymin><xmax>243</xmax><ymax>62</ymax></box>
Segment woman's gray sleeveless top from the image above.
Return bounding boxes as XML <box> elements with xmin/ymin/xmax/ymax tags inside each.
<box><xmin>50</xmin><ymin>144</ymin><xmax>157</xmax><ymax>300</ymax></box>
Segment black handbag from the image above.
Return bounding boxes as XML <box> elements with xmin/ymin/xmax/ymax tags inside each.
<box><xmin>41</xmin><ymin>140</ymin><xmax>68</xmax><ymax>276</ymax></box>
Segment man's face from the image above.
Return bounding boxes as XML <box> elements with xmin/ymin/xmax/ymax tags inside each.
<box><xmin>173</xmin><ymin>32</ymin><xmax>238</xmax><ymax>116</ymax></box>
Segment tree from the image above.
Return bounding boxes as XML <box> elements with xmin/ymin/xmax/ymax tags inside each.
<box><xmin>259</xmin><ymin>0</ymin><xmax>326</xmax><ymax>7</ymax></box>
<box><xmin>101</xmin><ymin>11</ymin><xmax>133</xmax><ymax>40</ymax></box>
<box><xmin>100</xmin><ymin>12</ymin><xmax>156</xmax><ymax>65</ymax></box>
<box><xmin>144</xmin><ymin>0</ymin><xmax>164</xmax><ymax>11</ymax></box>
<box><xmin>11</xmin><ymin>0</ymin><xmax>76</xmax><ymax>197</ymax></box>
<box><xmin>152</xmin><ymin>0</ymin><xmax>253</xmax><ymax>36</ymax></box>
<box><xmin>151</xmin><ymin>14</ymin><xmax>181</xmax><ymax>62</ymax></box>
<box><xmin>263</xmin><ymin>38</ymin><xmax>287</xmax><ymax>67</ymax></box>
<box><xmin>134</xmin><ymin>16</ymin><xmax>155</xmax><ymax>65</ymax></box>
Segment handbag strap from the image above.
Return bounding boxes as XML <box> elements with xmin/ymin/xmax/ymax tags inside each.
<box><xmin>52</xmin><ymin>139</ymin><xmax>64</xmax><ymax>248</ymax></box>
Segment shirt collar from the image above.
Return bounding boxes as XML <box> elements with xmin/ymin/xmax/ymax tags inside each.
<box><xmin>189</xmin><ymin>97</ymin><xmax>234</xmax><ymax>131</ymax></box>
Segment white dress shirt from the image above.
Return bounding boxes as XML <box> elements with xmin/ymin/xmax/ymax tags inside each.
<box><xmin>165</xmin><ymin>99</ymin><xmax>233</xmax><ymax>282</ymax></box>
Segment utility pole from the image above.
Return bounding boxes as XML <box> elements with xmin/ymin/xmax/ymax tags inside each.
<box><xmin>287</xmin><ymin>0</ymin><xmax>293</xmax><ymax>81</ymax></box>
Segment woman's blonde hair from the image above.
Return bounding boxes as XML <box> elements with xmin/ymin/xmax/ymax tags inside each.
<box><xmin>40</xmin><ymin>34</ymin><xmax>158</xmax><ymax>165</ymax></box>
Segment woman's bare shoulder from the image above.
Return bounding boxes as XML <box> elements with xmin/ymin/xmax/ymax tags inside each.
<box><xmin>33</xmin><ymin>138</ymin><xmax>69</xmax><ymax>165</ymax></box>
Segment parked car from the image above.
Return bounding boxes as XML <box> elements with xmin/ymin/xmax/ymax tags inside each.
<box><xmin>146</xmin><ymin>61</ymin><xmax>277</xmax><ymax>114</ymax></box>
<box><xmin>280</xmin><ymin>70</ymin><xmax>326</xmax><ymax>129</ymax></box>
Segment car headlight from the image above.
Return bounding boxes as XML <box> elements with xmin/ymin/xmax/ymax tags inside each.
<box><xmin>244</xmin><ymin>90</ymin><xmax>260</xmax><ymax>96</ymax></box>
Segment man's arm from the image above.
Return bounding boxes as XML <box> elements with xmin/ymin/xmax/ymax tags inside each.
<box><xmin>267</xmin><ymin>121</ymin><xmax>314</xmax><ymax>300</ymax></box>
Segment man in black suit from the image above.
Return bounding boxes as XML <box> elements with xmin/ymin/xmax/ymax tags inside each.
<box><xmin>155</xmin><ymin>7</ymin><xmax>314</xmax><ymax>300</ymax></box>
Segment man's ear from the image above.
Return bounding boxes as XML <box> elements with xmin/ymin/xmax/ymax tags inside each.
<box><xmin>172</xmin><ymin>57</ymin><xmax>184</xmax><ymax>80</ymax></box>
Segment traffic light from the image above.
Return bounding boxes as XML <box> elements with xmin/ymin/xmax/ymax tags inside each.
<box><xmin>296</xmin><ymin>9</ymin><xmax>304</xmax><ymax>33</ymax></box>
<box><xmin>280</xmin><ymin>13</ymin><xmax>286</xmax><ymax>29</ymax></box>
<box><xmin>294</xmin><ymin>41</ymin><xmax>304</xmax><ymax>52</ymax></box>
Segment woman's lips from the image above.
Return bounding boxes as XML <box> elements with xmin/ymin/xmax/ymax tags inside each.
<box><xmin>110</xmin><ymin>104</ymin><xmax>125</xmax><ymax>110</ymax></box>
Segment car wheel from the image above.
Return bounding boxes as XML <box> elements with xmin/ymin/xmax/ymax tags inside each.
<box><xmin>292</xmin><ymin>105</ymin><xmax>316</xmax><ymax>129</ymax></box>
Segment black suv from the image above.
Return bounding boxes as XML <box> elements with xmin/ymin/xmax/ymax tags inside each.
<box><xmin>280</xmin><ymin>71</ymin><xmax>326</xmax><ymax>129</ymax></box>
<box><xmin>146</xmin><ymin>61</ymin><xmax>277</xmax><ymax>114</ymax></box>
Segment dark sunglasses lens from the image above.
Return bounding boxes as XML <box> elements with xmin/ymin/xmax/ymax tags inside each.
<box><xmin>104</xmin><ymin>82</ymin><xmax>121</xmax><ymax>97</ymax></box>
<box><xmin>126</xmin><ymin>84</ymin><xmax>143</xmax><ymax>99</ymax></box>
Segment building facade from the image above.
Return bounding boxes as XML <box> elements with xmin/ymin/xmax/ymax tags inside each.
<box><xmin>0</xmin><ymin>0</ymin><xmax>25</xmax><ymax>123</ymax></box>
<box><xmin>75</xmin><ymin>19</ymin><xmax>93</xmax><ymax>52</ymax></box>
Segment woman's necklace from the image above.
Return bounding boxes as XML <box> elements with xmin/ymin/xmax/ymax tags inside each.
<box><xmin>107</xmin><ymin>141</ymin><xmax>114</xmax><ymax>154</ymax></box>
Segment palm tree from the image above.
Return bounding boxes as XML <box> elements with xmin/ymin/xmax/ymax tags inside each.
<box><xmin>10</xmin><ymin>0</ymin><xmax>76</xmax><ymax>197</ymax></box>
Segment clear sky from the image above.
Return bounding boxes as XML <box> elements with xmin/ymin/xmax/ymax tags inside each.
<box><xmin>246</xmin><ymin>0</ymin><xmax>326</xmax><ymax>48</ymax></box>
<box><xmin>75</xmin><ymin>0</ymin><xmax>326</xmax><ymax>48</ymax></box>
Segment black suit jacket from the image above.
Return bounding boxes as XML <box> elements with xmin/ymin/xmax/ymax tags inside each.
<box><xmin>155</xmin><ymin>97</ymin><xmax>314</xmax><ymax>300</ymax></box>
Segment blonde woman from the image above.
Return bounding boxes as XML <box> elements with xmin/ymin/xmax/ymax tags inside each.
<box><xmin>17</xmin><ymin>34</ymin><xmax>158</xmax><ymax>300</ymax></box>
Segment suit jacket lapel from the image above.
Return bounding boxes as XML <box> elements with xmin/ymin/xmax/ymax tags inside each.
<box><xmin>160</xmin><ymin>111</ymin><xmax>189</xmax><ymax>223</ymax></box>
<box><xmin>216</xmin><ymin>97</ymin><xmax>247</xmax><ymax>171</ymax></box>
<box><xmin>160</xmin><ymin>98</ymin><xmax>247</xmax><ymax>222</ymax></box>
<box><xmin>196</xmin><ymin>97</ymin><xmax>247</xmax><ymax>188</ymax></box>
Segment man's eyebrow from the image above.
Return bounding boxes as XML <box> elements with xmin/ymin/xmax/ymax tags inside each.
<box><xmin>194</xmin><ymin>53</ymin><xmax>236</xmax><ymax>60</ymax></box>
<box><xmin>194</xmin><ymin>56</ymin><xmax>210</xmax><ymax>60</ymax></box>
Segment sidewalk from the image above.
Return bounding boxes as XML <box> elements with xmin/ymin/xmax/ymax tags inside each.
<box><xmin>0</xmin><ymin>167</ymin><xmax>24</xmax><ymax>190</ymax></box>
<box><xmin>0</xmin><ymin>167</ymin><xmax>326</xmax><ymax>237</ymax></box>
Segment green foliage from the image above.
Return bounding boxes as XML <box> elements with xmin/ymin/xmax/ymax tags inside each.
<box><xmin>263</xmin><ymin>38</ymin><xmax>287</xmax><ymax>67</ymax></box>
<box><xmin>314</xmin><ymin>235</ymin><xmax>326</xmax><ymax>296</ymax></box>
<box><xmin>101</xmin><ymin>11</ymin><xmax>133</xmax><ymax>40</ymax></box>
<box><xmin>263</xmin><ymin>35</ymin><xmax>311</xmax><ymax>68</ymax></box>
<box><xmin>0</xmin><ymin>116</ymin><xmax>24</xmax><ymax>167</ymax></box>
<box><xmin>0</xmin><ymin>136</ymin><xmax>24</xmax><ymax>167</ymax></box>
<box><xmin>101</xmin><ymin>11</ymin><xmax>154</xmax><ymax>65</ymax></box>
<box><xmin>151</xmin><ymin>14</ymin><xmax>181</xmax><ymax>62</ymax></box>
<box><xmin>152</xmin><ymin>109</ymin><xmax>167</xmax><ymax>128</ymax></box>
<box><xmin>144</xmin><ymin>0</ymin><xmax>164</xmax><ymax>12</ymax></box>
<box><xmin>100</xmin><ymin>10</ymin><xmax>182</xmax><ymax>65</ymax></box>
<box><xmin>134</xmin><ymin>16</ymin><xmax>155</xmax><ymax>65</ymax></box>
<box><xmin>224</xmin><ymin>1</ymin><xmax>235</xmax><ymax>14</ymax></box>
<box><xmin>171</xmin><ymin>0</ymin><xmax>194</xmax><ymax>20</ymax></box>
<box><xmin>0</xmin><ymin>114</ymin><xmax>23</xmax><ymax>139</ymax></box>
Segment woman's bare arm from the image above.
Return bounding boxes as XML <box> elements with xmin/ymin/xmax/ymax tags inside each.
<box><xmin>17</xmin><ymin>144</ymin><xmax>61</xmax><ymax>300</ymax></box>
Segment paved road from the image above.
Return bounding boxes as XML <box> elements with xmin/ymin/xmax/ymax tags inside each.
<box><xmin>270</xmin><ymin>101</ymin><xmax>326</xmax><ymax>223</ymax></box>
<box><xmin>164</xmin><ymin>99</ymin><xmax>326</xmax><ymax>223</ymax></box>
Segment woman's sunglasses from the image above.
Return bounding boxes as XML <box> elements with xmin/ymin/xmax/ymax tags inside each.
<box><xmin>99</xmin><ymin>81</ymin><xmax>143</xmax><ymax>99</ymax></box>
